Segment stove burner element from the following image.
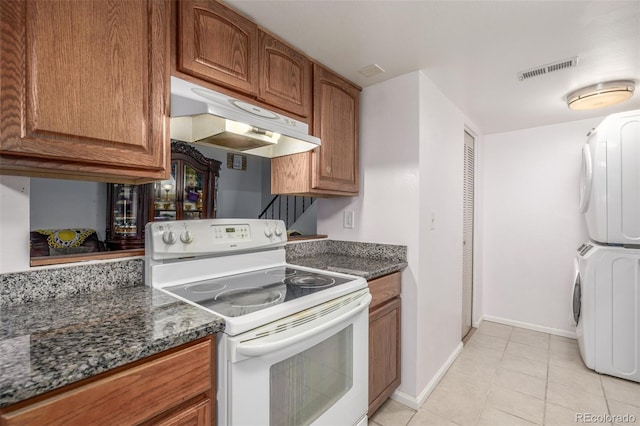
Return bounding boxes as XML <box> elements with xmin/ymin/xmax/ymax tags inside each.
<box><xmin>264</xmin><ymin>267</ymin><xmax>297</xmax><ymax>277</ymax></box>
<box><xmin>216</xmin><ymin>287</ymin><xmax>283</xmax><ymax>308</ymax></box>
<box><xmin>285</xmin><ymin>275</ymin><xmax>336</xmax><ymax>288</ymax></box>
<box><xmin>160</xmin><ymin>265</ymin><xmax>355</xmax><ymax>319</ymax></box>
<box><xmin>187</xmin><ymin>283</ymin><xmax>227</xmax><ymax>294</ymax></box>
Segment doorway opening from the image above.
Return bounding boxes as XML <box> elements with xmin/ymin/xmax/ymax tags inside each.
<box><xmin>462</xmin><ymin>130</ymin><xmax>475</xmax><ymax>339</ymax></box>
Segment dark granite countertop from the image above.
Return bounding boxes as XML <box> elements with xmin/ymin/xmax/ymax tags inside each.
<box><xmin>0</xmin><ymin>285</ymin><xmax>224</xmax><ymax>408</ymax></box>
<box><xmin>289</xmin><ymin>253</ymin><xmax>407</xmax><ymax>280</ymax></box>
<box><xmin>287</xmin><ymin>240</ymin><xmax>408</xmax><ymax>280</ymax></box>
<box><xmin>0</xmin><ymin>240</ymin><xmax>405</xmax><ymax>409</ymax></box>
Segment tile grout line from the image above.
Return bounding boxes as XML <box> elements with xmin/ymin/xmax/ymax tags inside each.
<box><xmin>472</xmin><ymin>325</ymin><xmax>513</xmax><ymax>425</ymax></box>
<box><xmin>600</xmin><ymin>375</ymin><xmax>612</xmax><ymax>420</ymax></box>
<box><xmin>542</xmin><ymin>333</ymin><xmax>550</xmax><ymax>426</ymax></box>
<box><xmin>403</xmin><ymin>407</ymin><xmax>417</xmax><ymax>426</ymax></box>
<box><xmin>391</xmin><ymin>325</ymin><xmax>635</xmax><ymax>426</ymax></box>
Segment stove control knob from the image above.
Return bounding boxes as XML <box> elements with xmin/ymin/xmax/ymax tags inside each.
<box><xmin>162</xmin><ymin>229</ymin><xmax>176</xmax><ymax>245</ymax></box>
<box><xmin>274</xmin><ymin>225</ymin><xmax>283</xmax><ymax>237</ymax></box>
<box><xmin>264</xmin><ymin>225</ymin><xmax>274</xmax><ymax>238</ymax></box>
<box><xmin>180</xmin><ymin>230</ymin><xmax>193</xmax><ymax>243</ymax></box>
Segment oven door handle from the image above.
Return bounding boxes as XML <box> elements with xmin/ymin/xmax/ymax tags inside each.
<box><xmin>236</xmin><ymin>293</ymin><xmax>372</xmax><ymax>357</ymax></box>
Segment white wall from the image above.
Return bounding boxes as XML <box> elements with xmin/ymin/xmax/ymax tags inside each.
<box><xmin>415</xmin><ymin>72</ymin><xmax>477</xmax><ymax>393</ymax></box>
<box><xmin>481</xmin><ymin>117</ymin><xmax>599</xmax><ymax>335</ymax></box>
<box><xmin>0</xmin><ymin>176</ymin><xmax>31</xmax><ymax>273</ymax></box>
<box><xmin>317</xmin><ymin>70</ymin><xmax>480</xmax><ymax>407</ymax></box>
<box><xmin>317</xmin><ymin>72</ymin><xmax>421</xmax><ymax>396</ymax></box>
<box><xmin>30</xmin><ymin>179</ymin><xmax>107</xmax><ymax>239</ymax></box>
<box><xmin>1</xmin><ymin>145</ymin><xmax>270</xmax><ymax>273</ymax></box>
<box><xmin>290</xmin><ymin>202</ymin><xmax>317</xmax><ymax>235</ymax></box>
<box><xmin>192</xmin><ymin>145</ymin><xmax>269</xmax><ymax>219</ymax></box>
<box><xmin>25</xmin><ymin>144</ymin><xmax>271</xmax><ymax>224</ymax></box>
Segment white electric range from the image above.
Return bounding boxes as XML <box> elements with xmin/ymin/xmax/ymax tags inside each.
<box><xmin>145</xmin><ymin>219</ymin><xmax>370</xmax><ymax>426</ymax></box>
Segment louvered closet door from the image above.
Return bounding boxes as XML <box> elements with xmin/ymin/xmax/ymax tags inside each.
<box><xmin>462</xmin><ymin>131</ymin><xmax>475</xmax><ymax>339</ymax></box>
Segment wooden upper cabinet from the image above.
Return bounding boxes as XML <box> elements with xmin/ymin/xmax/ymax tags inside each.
<box><xmin>177</xmin><ymin>0</ymin><xmax>259</xmax><ymax>96</ymax></box>
<box><xmin>312</xmin><ymin>64</ymin><xmax>360</xmax><ymax>193</ymax></box>
<box><xmin>259</xmin><ymin>31</ymin><xmax>312</xmax><ymax>118</ymax></box>
<box><xmin>271</xmin><ymin>64</ymin><xmax>360</xmax><ymax>196</ymax></box>
<box><xmin>0</xmin><ymin>0</ymin><xmax>170</xmax><ymax>184</ymax></box>
<box><xmin>176</xmin><ymin>2</ymin><xmax>311</xmax><ymax>119</ymax></box>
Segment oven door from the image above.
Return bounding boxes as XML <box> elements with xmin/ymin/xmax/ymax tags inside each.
<box><xmin>218</xmin><ymin>289</ymin><xmax>371</xmax><ymax>426</ymax></box>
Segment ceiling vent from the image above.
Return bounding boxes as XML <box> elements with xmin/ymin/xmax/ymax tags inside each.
<box><xmin>358</xmin><ymin>63</ymin><xmax>385</xmax><ymax>78</ymax></box>
<box><xmin>518</xmin><ymin>56</ymin><xmax>579</xmax><ymax>81</ymax></box>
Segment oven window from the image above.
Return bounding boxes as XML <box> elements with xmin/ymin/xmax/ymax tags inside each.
<box><xmin>270</xmin><ymin>325</ymin><xmax>353</xmax><ymax>426</ymax></box>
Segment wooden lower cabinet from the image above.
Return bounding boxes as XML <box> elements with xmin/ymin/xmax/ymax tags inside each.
<box><xmin>152</xmin><ymin>398</ymin><xmax>211</xmax><ymax>426</ymax></box>
<box><xmin>368</xmin><ymin>272</ymin><xmax>401</xmax><ymax>416</ymax></box>
<box><xmin>0</xmin><ymin>338</ymin><xmax>215</xmax><ymax>426</ymax></box>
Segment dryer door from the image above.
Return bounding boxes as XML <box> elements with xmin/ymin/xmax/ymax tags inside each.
<box><xmin>572</xmin><ymin>270</ymin><xmax>581</xmax><ymax>325</ymax></box>
<box><xmin>579</xmin><ymin>144</ymin><xmax>593</xmax><ymax>214</ymax></box>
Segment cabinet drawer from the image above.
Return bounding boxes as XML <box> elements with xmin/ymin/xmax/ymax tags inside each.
<box><xmin>369</xmin><ymin>272</ymin><xmax>401</xmax><ymax>310</ymax></box>
<box><xmin>153</xmin><ymin>398</ymin><xmax>211</xmax><ymax>426</ymax></box>
<box><xmin>1</xmin><ymin>340</ymin><xmax>212</xmax><ymax>426</ymax></box>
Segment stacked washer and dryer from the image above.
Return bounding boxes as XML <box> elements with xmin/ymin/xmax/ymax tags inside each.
<box><xmin>574</xmin><ymin>109</ymin><xmax>640</xmax><ymax>382</ymax></box>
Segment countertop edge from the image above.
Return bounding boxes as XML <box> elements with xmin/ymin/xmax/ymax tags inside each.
<box><xmin>0</xmin><ymin>287</ymin><xmax>224</xmax><ymax>409</ymax></box>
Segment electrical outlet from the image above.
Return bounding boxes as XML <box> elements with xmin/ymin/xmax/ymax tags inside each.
<box><xmin>343</xmin><ymin>210</ymin><xmax>355</xmax><ymax>229</ymax></box>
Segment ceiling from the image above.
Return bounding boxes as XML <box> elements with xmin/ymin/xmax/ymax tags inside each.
<box><xmin>228</xmin><ymin>0</ymin><xmax>640</xmax><ymax>134</ymax></box>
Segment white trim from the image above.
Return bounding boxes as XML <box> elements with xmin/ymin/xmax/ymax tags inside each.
<box><xmin>389</xmin><ymin>342</ymin><xmax>464</xmax><ymax>410</ymax></box>
<box><xmin>482</xmin><ymin>315</ymin><xmax>577</xmax><ymax>339</ymax></box>
<box><xmin>30</xmin><ymin>255</ymin><xmax>145</xmax><ymax>272</ymax></box>
<box><xmin>285</xmin><ymin>236</ymin><xmax>329</xmax><ymax>245</ymax></box>
<box><xmin>472</xmin><ymin>314</ymin><xmax>484</xmax><ymax>328</ymax></box>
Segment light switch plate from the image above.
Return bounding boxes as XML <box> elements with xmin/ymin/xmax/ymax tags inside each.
<box><xmin>343</xmin><ymin>210</ymin><xmax>355</xmax><ymax>229</ymax></box>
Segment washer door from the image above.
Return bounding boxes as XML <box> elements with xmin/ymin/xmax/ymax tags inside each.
<box><xmin>572</xmin><ymin>270</ymin><xmax>581</xmax><ymax>325</ymax></box>
<box><xmin>579</xmin><ymin>144</ymin><xmax>593</xmax><ymax>214</ymax></box>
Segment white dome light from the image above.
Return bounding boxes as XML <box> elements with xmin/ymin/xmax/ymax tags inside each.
<box><xmin>567</xmin><ymin>80</ymin><xmax>635</xmax><ymax>110</ymax></box>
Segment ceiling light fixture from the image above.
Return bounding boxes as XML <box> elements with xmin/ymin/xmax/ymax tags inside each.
<box><xmin>566</xmin><ymin>80</ymin><xmax>635</xmax><ymax>110</ymax></box>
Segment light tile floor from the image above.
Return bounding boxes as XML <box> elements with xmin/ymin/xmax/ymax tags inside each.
<box><xmin>369</xmin><ymin>321</ymin><xmax>640</xmax><ymax>426</ymax></box>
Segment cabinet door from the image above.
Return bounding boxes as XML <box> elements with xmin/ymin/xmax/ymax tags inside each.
<box><xmin>154</xmin><ymin>399</ymin><xmax>211</xmax><ymax>426</ymax></box>
<box><xmin>312</xmin><ymin>64</ymin><xmax>360</xmax><ymax>193</ymax></box>
<box><xmin>259</xmin><ymin>31</ymin><xmax>312</xmax><ymax>118</ymax></box>
<box><xmin>368</xmin><ymin>297</ymin><xmax>401</xmax><ymax>416</ymax></box>
<box><xmin>0</xmin><ymin>0</ymin><xmax>169</xmax><ymax>183</ymax></box>
<box><xmin>177</xmin><ymin>0</ymin><xmax>259</xmax><ymax>96</ymax></box>
<box><xmin>270</xmin><ymin>65</ymin><xmax>360</xmax><ymax>196</ymax></box>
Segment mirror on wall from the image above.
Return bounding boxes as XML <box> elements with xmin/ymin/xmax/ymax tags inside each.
<box><xmin>29</xmin><ymin>144</ymin><xmax>275</xmax><ymax>261</ymax></box>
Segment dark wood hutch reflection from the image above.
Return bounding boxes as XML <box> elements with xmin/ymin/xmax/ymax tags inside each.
<box><xmin>105</xmin><ymin>184</ymin><xmax>151</xmax><ymax>250</ymax></box>
<box><xmin>106</xmin><ymin>141</ymin><xmax>221</xmax><ymax>250</ymax></box>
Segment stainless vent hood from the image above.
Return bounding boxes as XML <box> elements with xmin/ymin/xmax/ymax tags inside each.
<box><xmin>170</xmin><ymin>77</ymin><xmax>320</xmax><ymax>158</ymax></box>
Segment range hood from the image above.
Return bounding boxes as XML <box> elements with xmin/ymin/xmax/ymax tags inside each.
<box><xmin>170</xmin><ymin>77</ymin><xmax>320</xmax><ymax>158</ymax></box>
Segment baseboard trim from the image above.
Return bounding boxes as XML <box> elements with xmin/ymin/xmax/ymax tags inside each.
<box><xmin>482</xmin><ymin>315</ymin><xmax>577</xmax><ymax>339</ymax></box>
<box><xmin>472</xmin><ymin>314</ymin><xmax>484</xmax><ymax>328</ymax></box>
<box><xmin>390</xmin><ymin>342</ymin><xmax>463</xmax><ymax>410</ymax></box>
